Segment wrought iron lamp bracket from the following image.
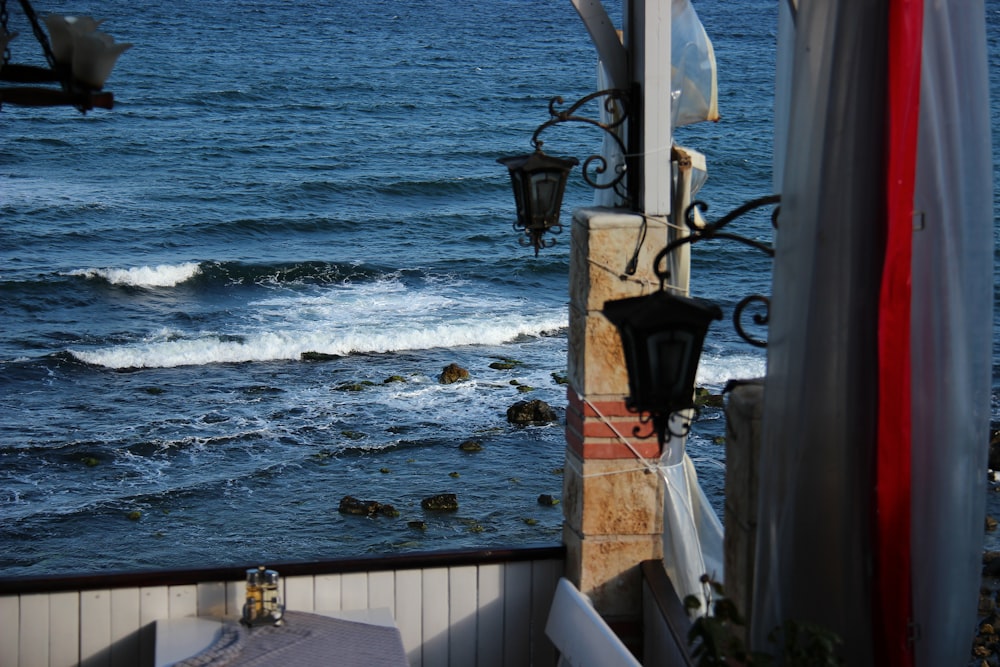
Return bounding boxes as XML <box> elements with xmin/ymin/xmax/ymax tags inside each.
<box><xmin>529</xmin><ymin>88</ymin><xmax>631</xmax><ymax>199</ymax></box>
<box><xmin>654</xmin><ymin>194</ymin><xmax>781</xmax><ymax>348</ymax></box>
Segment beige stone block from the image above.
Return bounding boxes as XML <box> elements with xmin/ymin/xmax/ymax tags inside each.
<box><xmin>567</xmin><ymin>304</ymin><xmax>630</xmax><ymax>396</ymax></box>
<box><xmin>563</xmin><ymin>451</ymin><xmax>664</xmax><ymax>536</ymax></box>
<box><xmin>563</xmin><ymin>526</ymin><xmax>663</xmax><ymax>619</ymax></box>
<box><xmin>569</xmin><ymin>207</ymin><xmax>669</xmax><ymax>312</ymax></box>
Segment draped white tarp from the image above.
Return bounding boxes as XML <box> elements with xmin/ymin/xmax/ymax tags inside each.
<box><xmin>753</xmin><ymin>0</ymin><xmax>992</xmax><ymax>664</ymax></box>
<box><xmin>659</xmin><ymin>444</ymin><xmax>725</xmax><ymax>607</ymax></box>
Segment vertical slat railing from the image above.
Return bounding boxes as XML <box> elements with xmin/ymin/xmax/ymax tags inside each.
<box><xmin>48</xmin><ymin>591</ymin><xmax>79</xmax><ymax>667</ymax></box>
<box><xmin>0</xmin><ymin>547</ymin><xmax>563</xmax><ymax>667</ymax></box>
<box><xmin>448</xmin><ymin>565</ymin><xmax>478</xmax><ymax>666</ymax></box>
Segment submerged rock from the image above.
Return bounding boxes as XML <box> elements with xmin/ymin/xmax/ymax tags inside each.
<box><xmin>421</xmin><ymin>493</ymin><xmax>459</xmax><ymax>511</ymax></box>
<box><xmin>506</xmin><ymin>399</ymin><xmax>558</xmax><ymax>425</ymax></box>
<box><xmin>439</xmin><ymin>363</ymin><xmax>470</xmax><ymax>384</ymax></box>
<box><xmin>301</xmin><ymin>351</ymin><xmax>341</xmax><ymax>362</ymax></box>
<box><xmin>989</xmin><ymin>428</ymin><xmax>1000</xmax><ymax>470</ymax></box>
<box><xmin>338</xmin><ymin>495</ymin><xmax>399</xmax><ymax>518</ymax></box>
<box><xmin>334</xmin><ymin>381</ymin><xmax>375</xmax><ymax>392</ymax></box>
<box><xmin>458</xmin><ymin>439</ymin><xmax>483</xmax><ymax>452</ymax></box>
<box><xmin>489</xmin><ymin>358</ymin><xmax>522</xmax><ymax>371</ymax></box>
<box><xmin>694</xmin><ymin>387</ymin><xmax>724</xmax><ymax>408</ymax></box>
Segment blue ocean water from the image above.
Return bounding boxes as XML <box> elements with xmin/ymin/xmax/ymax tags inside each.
<box><xmin>0</xmin><ymin>0</ymin><xmax>994</xmax><ymax>577</ymax></box>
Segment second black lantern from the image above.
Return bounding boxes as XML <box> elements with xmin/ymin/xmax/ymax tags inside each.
<box><xmin>603</xmin><ymin>290</ymin><xmax>722</xmax><ymax>447</ymax></box>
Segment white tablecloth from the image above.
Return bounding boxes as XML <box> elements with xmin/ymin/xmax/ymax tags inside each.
<box><xmin>161</xmin><ymin>610</ymin><xmax>408</xmax><ymax>667</ymax></box>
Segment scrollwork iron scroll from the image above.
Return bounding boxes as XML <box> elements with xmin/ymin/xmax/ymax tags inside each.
<box><xmin>654</xmin><ymin>194</ymin><xmax>780</xmax><ymax>348</ymax></box>
<box><xmin>530</xmin><ymin>88</ymin><xmax>631</xmax><ymax>201</ymax></box>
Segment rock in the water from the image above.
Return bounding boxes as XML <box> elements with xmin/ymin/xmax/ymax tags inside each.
<box><xmin>338</xmin><ymin>495</ymin><xmax>399</xmax><ymax>518</ymax></box>
<box><xmin>694</xmin><ymin>387</ymin><xmax>724</xmax><ymax>408</ymax></box>
<box><xmin>458</xmin><ymin>439</ymin><xmax>483</xmax><ymax>452</ymax></box>
<box><xmin>440</xmin><ymin>363</ymin><xmax>470</xmax><ymax>384</ymax></box>
<box><xmin>990</xmin><ymin>428</ymin><xmax>1000</xmax><ymax>470</ymax></box>
<box><xmin>421</xmin><ymin>493</ymin><xmax>459</xmax><ymax>511</ymax></box>
<box><xmin>301</xmin><ymin>351</ymin><xmax>341</xmax><ymax>362</ymax></box>
<box><xmin>334</xmin><ymin>381</ymin><xmax>375</xmax><ymax>392</ymax></box>
<box><xmin>489</xmin><ymin>358</ymin><xmax>521</xmax><ymax>370</ymax></box>
<box><xmin>984</xmin><ymin>551</ymin><xmax>1000</xmax><ymax>577</ymax></box>
<box><xmin>507</xmin><ymin>399</ymin><xmax>558</xmax><ymax>425</ymax></box>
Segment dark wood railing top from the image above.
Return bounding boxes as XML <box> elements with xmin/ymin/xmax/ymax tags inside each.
<box><xmin>0</xmin><ymin>543</ymin><xmax>565</xmax><ymax>595</ymax></box>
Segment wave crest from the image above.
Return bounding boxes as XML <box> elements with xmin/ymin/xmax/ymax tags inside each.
<box><xmin>68</xmin><ymin>315</ymin><xmax>568</xmax><ymax>370</ymax></box>
<box><xmin>68</xmin><ymin>262</ymin><xmax>203</xmax><ymax>288</ymax></box>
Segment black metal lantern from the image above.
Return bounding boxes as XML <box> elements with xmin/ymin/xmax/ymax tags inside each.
<box><xmin>603</xmin><ymin>290</ymin><xmax>722</xmax><ymax>446</ymax></box>
<box><xmin>497</xmin><ymin>147</ymin><xmax>578</xmax><ymax>255</ymax></box>
<box><xmin>497</xmin><ymin>89</ymin><xmax>632</xmax><ymax>254</ymax></box>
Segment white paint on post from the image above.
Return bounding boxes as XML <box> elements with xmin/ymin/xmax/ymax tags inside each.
<box><xmin>571</xmin><ymin>0</ymin><xmax>628</xmax><ymax>90</ymax></box>
<box><xmin>638</xmin><ymin>0</ymin><xmax>672</xmax><ymax>216</ymax></box>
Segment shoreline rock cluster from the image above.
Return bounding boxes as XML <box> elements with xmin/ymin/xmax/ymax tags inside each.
<box><xmin>973</xmin><ymin>552</ymin><xmax>1000</xmax><ymax>665</ymax></box>
<box><xmin>336</xmin><ymin>363</ymin><xmax>563</xmax><ymax>526</ymax></box>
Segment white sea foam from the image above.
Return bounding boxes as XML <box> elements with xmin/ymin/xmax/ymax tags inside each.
<box><xmin>69</xmin><ymin>312</ymin><xmax>569</xmax><ymax>369</ymax></box>
<box><xmin>68</xmin><ymin>262</ymin><xmax>202</xmax><ymax>288</ymax></box>
<box><xmin>64</xmin><ymin>275</ymin><xmax>768</xmax><ymax>374</ymax></box>
<box><xmin>697</xmin><ymin>351</ymin><xmax>766</xmax><ymax>389</ymax></box>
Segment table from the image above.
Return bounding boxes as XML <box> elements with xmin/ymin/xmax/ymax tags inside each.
<box><xmin>155</xmin><ymin>608</ymin><xmax>408</xmax><ymax>667</ymax></box>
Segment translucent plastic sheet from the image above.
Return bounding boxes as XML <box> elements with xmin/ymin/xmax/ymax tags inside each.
<box><xmin>755</xmin><ymin>1</ymin><xmax>993</xmax><ymax>664</ymax></box>
<box><xmin>671</xmin><ymin>0</ymin><xmax>719</xmax><ymax>126</ymax></box>
<box><xmin>591</xmin><ymin>0</ymin><xmax>716</xmax><ymax>207</ymax></box>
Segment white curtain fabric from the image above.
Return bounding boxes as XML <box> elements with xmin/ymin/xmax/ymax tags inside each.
<box><xmin>755</xmin><ymin>0</ymin><xmax>992</xmax><ymax>664</ymax></box>
<box><xmin>909</xmin><ymin>1</ymin><xmax>992</xmax><ymax>664</ymax></box>
<box><xmin>752</xmin><ymin>0</ymin><xmax>890</xmax><ymax>662</ymax></box>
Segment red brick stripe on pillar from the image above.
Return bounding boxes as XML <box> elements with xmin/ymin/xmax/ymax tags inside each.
<box><xmin>566</xmin><ymin>389</ymin><xmax>661</xmax><ymax>460</ymax></box>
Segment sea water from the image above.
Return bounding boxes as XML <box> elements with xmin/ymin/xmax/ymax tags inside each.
<box><xmin>0</xmin><ymin>0</ymin><xmax>995</xmax><ymax>576</ymax></box>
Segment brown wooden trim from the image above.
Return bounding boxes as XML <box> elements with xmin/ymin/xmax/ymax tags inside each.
<box><xmin>0</xmin><ymin>543</ymin><xmax>565</xmax><ymax>595</ymax></box>
<box><xmin>640</xmin><ymin>559</ymin><xmax>695</xmax><ymax>666</ymax></box>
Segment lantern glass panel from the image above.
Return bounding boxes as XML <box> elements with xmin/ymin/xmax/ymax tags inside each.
<box><xmin>510</xmin><ymin>170</ymin><xmax>526</xmax><ymax>219</ymax></box>
<box><xmin>647</xmin><ymin>329</ymin><xmax>697</xmax><ymax>409</ymax></box>
<box><xmin>529</xmin><ymin>170</ymin><xmax>565</xmax><ymax>225</ymax></box>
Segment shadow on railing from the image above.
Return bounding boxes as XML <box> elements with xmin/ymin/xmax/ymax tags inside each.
<box><xmin>641</xmin><ymin>559</ymin><xmax>696</xmax><ymax>667</ymax></box>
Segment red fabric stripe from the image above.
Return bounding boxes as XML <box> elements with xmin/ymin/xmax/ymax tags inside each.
<box><xmin>876</xmin><ymin>0</ymin><xmax>922</xmax><ymax>664</ymax></box>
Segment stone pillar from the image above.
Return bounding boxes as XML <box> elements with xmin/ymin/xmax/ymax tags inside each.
<box><xmin>563</xmin><ymin>206</ymin><xmax>669</xmax><ymax>627</ymax></box>
<box><xmin>723</xmin><ymin>380</ymin><xmax>764</xmax><ymax>642</ymax></box>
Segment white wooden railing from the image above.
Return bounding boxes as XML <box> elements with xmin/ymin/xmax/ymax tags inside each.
<box><xmin>0</xmin><ymin>545</ymin><xmax>565</xmax><ymax>667</ymax></box>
